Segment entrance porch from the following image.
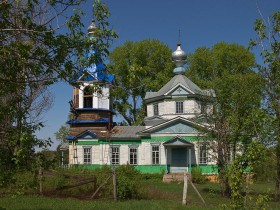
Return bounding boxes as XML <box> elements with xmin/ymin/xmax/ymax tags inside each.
<box><xmin>163</xmin><ymin>136</ymin><xmax>194</xmax><ymax>174</ymax></box>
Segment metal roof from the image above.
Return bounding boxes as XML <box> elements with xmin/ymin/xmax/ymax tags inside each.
<box><xmin>59</xmin><ymin>142</ymin><xmax>69</xmax><ymax>151</ymax></box>
<box><xmin>144</xmin><ymin>74</ymin><xmax>215</xmax><ymax>100</ymax></box>
<box><xmin>163</xmin><ymin>136</ymin><xmax>194</xmax><ymax>146</ymax></box>
<box><xmin>66</xmin><ymin>118</ymin><xmax>109</xmax><ymax>124</ymax></box>
<box><xmin>110</xmin><ymin>126</ymin><xmax>146</xmax><ymax>139</ymax></box>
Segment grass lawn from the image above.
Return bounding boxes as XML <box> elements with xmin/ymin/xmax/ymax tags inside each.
<box><xmin>0</xmin><ymin>169</ymin><xmax>279</xmax><ymax>210</ymax></box>
<box><xmin>1</xmin><ymin>181</ymin><xmax>279</xmax><ymax>210</ymax></box>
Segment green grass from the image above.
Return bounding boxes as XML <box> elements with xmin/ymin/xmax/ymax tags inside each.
<box><xmin>0</xmin><ymin>169</ymin><xmax>279</xmax><ymax>210</ymax></box>
<box><xmin>0</xmin><ymin>196</ymin><xmax>187</xmax><ymax>210</ymax></box>
<box><xmin>1</xmin><ymin>182</ymin><xmax>278</xmax><ymax>210</ymax></box>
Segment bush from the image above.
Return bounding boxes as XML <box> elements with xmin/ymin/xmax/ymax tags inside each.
<box><xmin>0</xmin><ymin>170</ymin><xmax>37</xmax><ymax>195</ymax></box>
<box><xmin>191</xmin><ymin>167</ymin><xmax>206</xmax><ymax>184</ymax></box>
<box><xmin>116</xmin><ymin>164</ymin><xmax>146</xmax><ymax>199</ymax></box>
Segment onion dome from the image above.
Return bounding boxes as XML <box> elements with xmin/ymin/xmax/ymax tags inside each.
<box><xmin>172</xmin><ymin>42</ymin><xmax>187</xmax><ymax>74</ymax></box>
<box><xmin>87</xmin><ymin>21</ymin><xmax>97</xmax><ymax>37</ymax></box>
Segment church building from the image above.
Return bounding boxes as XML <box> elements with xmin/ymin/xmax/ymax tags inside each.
<box><xmin>66</xmin><ymin>21</ymin><xmax>217</xmax><ymax>175</ymax></box>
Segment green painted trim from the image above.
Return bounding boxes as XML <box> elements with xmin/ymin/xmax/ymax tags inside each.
<box><xmin>76</xmin><ymin>141</ymin><xmax>99</xmax><ymax>145</ymax></box>
<box><xmin>69</xmin><ymin>136</ymin><xmax>209</xmax><ymax>145</ymax></box>
<box><xmin>141</xmin><ymin>136</ymin><xmax>203</xmax><ymax>142</ymax></box>
<box><xmin>195</xmin><ymin>165</ymin><xmax>218</xmax><ymax>174</ymax></box>
<box><xmin>134</xmin><ymin>165</ymin><xmax>166</xmax><ymax>173</ymax></box>
<box><xmin>71</xmin><ymin>164</ymin><xmax>102</xmax><ymax>170</ymax></box>
<box><xmin>70</xmin><ymin>164</ymin><xmax>165</xmax><ymax>174</ymax></box>
<box><xmin>70</xmin><ymin>164</ymin><xmax>218</xmax><ymax>174</ymax></box>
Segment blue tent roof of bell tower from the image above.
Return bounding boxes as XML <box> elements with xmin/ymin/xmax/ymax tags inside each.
<box><xmin>73</xmin><ymin>62</ymin><xmax>114</xmax><ymax>83</ymax></box>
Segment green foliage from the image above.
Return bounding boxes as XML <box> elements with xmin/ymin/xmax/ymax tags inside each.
<box><xmin>0</xmin><ymin>0</ymin><xmax>117</xmax><ymax>174</ymax></box>
<box><xmin>108</xmin><ymin>39</ymin><xmax>174</xmax><ymax>125</ymax></box>
<box><xmin>191</xmin><ymin>167</ymin><xmax>206</xmax><ymax>184</ymax></box>
<box><xmin>55</xmin><ymin>125</ymin><xmax>70</xmax><ymax>144</ymax></box>
<box><xmin>228</xmin><ymin>141</ymin><xmax>268</xmax><ymax>209</ymax></box>
<box><xmin>54</xmin><ymin>169</ymin><xmax>67</xmax><ymax>189</ymax></box>
<box><xmin>116</xmin><ymin>165</ymin><xmax>146</xmax><ymax>199</ymax></box>
<box><xmin>253</xmin><ymin>148</ymin><xmax>276</xmax><ymax>182</ymax></box>
<box><xmin>187</xmin><ymin>42</ymin><xmax>263</xmax><ymax>197</ymax></box>
<box><xmin>0</xmin><ymin>170</ymin><xmax>38</xmax><ymax>195</ymax></box>
<box><xmin>250</xmin><ymin>11</ymin><xmax>280</xmax><ymax>201</ymax></box>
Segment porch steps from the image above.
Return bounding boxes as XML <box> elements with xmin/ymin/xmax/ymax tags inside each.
<box><xmin>163</xmin><ymin>173</ymin><xmax>191</xmax><ymax>183</ymax></box>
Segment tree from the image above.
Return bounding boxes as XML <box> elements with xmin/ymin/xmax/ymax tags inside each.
<box><xmin>108</xmin><ymin>39</ymin><xmax>174</xmax><ymax>125</ymax></box>
<box><xmin>251</xmin><ymin>11</ymin><xmax>280</xmax><ymax>201</ymax></box>
<box><xmin>55</xmin><ymin>125</ymin><xmax>70</xmax><ymax>144</ymax></box>
<box><xmin>187</xmin><ymin>42</ymin><xmax>263</xmax><ymax>197</ymax></box>
<box><xmin>0</xmin><ymin>0</ymin><xmax>117</xmax><ymax>171</ymax></box>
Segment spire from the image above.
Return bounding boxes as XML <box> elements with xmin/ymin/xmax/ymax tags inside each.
<box><xmin>178</xmin><ymin>29</ymin><xmax>181</xmax><ymax>46</ymax></box>
<box><xmin>172</xmin><ymin>30</ymin><xmax>187</xmax><ymax>74</ymax></box>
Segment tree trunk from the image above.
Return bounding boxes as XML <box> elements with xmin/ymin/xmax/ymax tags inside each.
<box><xmin>275</xmin><ymin>134</ymin><xmax>280</xmax><ymax>201</ymax></box>
<box><xmin>275</xmin><ymin>110</ymin><xmax>280</xmax><ymax>201</ymax></box>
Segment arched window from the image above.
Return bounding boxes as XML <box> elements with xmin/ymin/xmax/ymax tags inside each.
<box><xmin>83</xmin><ymin>86</ymin><xmax>93</xmax><ymax>108</ymax></box>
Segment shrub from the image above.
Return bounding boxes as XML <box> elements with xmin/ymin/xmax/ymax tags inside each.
<box><xmin>116</xmin><ymin>164</ymin><xmax>146</xmax><ymax>199</ymax></box>
<box><xmin>0</xmin><ymin>170</ymin><xmax>37</xmax><ymax>195</ymax></box>
<box><xmin>191</xmin><ymin>167</ymin><xmax>206</xmax><ymax>184</ymax></box>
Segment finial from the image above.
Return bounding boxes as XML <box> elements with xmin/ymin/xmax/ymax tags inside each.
<box><xmin>178</xmin><ymin>29</ymin><xmax>181</xmax><ymax>46</ymax></box>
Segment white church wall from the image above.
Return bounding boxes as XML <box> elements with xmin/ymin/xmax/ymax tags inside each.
<box><xmin>98</xmin><ymin>85</ymin><xmax>110</xmax><ymax>109</ymax></box>
<box><xmin>77</xmin><ymin>83</ymin><xmax>110</xmax><ymax>109</ymax></box>
<box><xmin>119</xmin><ymin>145</ymin><xmax>129</xmax><ymax>165</ymax></box>
<box><xmin>79</xmin><ymin>88</ymin><xmax>83</xmax><ymax>108</ymax></box>
<box><xmin>163</xmin><ymin>101</ymin><xmax>176</xmax><ymax>115</ymax></box>
<box><xmin>146</xmin><ymin>104</ymin><xmax>153</xmax><ymax>117</ymax></box>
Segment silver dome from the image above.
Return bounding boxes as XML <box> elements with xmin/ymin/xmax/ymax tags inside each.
<box><xmin>87</xmin><ymin>21</ymin><xmax>97</xmax><ymax>36</ymax></box>
<box><xmin>172</xmin><ymin>44</ymin><xmax>187</xmax><ymax>67</ymax></box>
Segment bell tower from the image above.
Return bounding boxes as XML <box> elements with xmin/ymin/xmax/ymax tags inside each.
<box><xmin>67</xmin><ymin>21</ymin><xmax>115</xmax><ymax>140</ymax></box>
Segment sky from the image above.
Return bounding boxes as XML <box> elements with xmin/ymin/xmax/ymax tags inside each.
<box><xmin>38</xmin><ymin>0</ymin><xmax>280</xmax><ymax>150</ymax></box>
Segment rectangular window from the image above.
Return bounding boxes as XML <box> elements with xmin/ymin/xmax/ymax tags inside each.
<box><xmin>199</xmin><ymin>144</ymin><xmax>208</xmax><ymax>164</ymax></box>
<box><xmin>153</xmin><ymin>104</ymin><xmax>159</xmax><ymax>116</ymax></box>
<box><xmin>176</xmin><ymin>101</ymin><xmax>184</xmax><ymax>114</ymax></box>
<box><xmin>129</xmin><ymin>148</ymin><xmax>137</xmax><ymax>165</ymax></box>
<box><xmin>83</xmin><ymin>147</ymin><xmax>91</xmax><ymax>164</ymax></box>
<box><xmin>111</xmin><ymin>147</ymin><xmax>120</xmax><ymax>165</ymax></box>
<box><xmin>152</xmin><ymin>145</ymin><xmax>160</xmax><ymax>165</ymax></box>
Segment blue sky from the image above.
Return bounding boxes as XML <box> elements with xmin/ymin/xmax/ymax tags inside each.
<box><xmin>38</xmin><ymin>0</ymin><xmax>280</xmax><ymax>149</ymax></box>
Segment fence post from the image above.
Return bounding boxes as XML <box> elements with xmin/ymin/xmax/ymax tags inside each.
<box><xmin>39</xmin><ymin>167</ymin><xmax>43</xmax><ymax>195</ymax></box>
<box><xmin>182</xmin><ymin>172</ymin><xmax>188</xmax><ymax>205</ymax></box>
<box><xmin>112</xmin><ymin>167</ymin><xmax>117</xmax><ymax>201</ymax></box>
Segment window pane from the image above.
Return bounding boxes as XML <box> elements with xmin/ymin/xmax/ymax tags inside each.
<box><xmin>199</xmin><ymin>145</ymin><xmax>207</xmax><ymax>164</ymax></box>
<box><xmin>83</xmin><ymin>147</ymin><xmax>91</xmax><ymax>164</ymax></box>
<box><xmin>129</xmin><ymin>148</ymin><xmax>137</xmax><ymax>165</ymax></box>
<box><xmin>153</xmin><ymin>104</ymin><xmax>159</xmax><ymax>116</ymax></box>
<box><xmin>176</xmin><ymin>101</ymin><xmax>184</xmax><ymax>113</ymax></box>
<box><xmin>111</xmin><ymin>147</ymin><xmax>119</xmax><ymax>165</ymax></box>
<box><xmin>152</xmin><ymin>145</ymin><xmax>160</xmax><ymax>165</ymax></box>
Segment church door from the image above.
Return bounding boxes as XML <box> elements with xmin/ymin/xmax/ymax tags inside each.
<box><xmin>170</xmin><ymin>148</ymin><xmax>187</xmax><ymax>173</ymax></box>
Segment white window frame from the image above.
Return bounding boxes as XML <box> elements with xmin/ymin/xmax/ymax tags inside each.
<box><xmin>199</xmin><ymin>144</ymin><xmax>208</xmax><ymax>164</ymax></box>
<box><xmin>83</xmin><ymin>86</ymin><xmax>93</xmax><ymax>108</ymax></box>
<box><xmin>83</xmin><ymin>147</ymin><xmax>92</xmax><ymax>164</ymax></box>
<box><xmin>110</xmin><ymin>146</ymin><xmax>120</xmax><ymax>165</ymax></box>
<box><xmin>128</xmin><ymin>145</ymin><xmax>138</xmax><ymax>165</ymax></box>
<box><xmin>176</xmin><ymin>101</ymin><xmax>184</xmax><ymax>114</ymax></box>
<box><xmin>151</xmin><ymin>144</ymin><xmax>160</xmax><ymax>165</ymax></box>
